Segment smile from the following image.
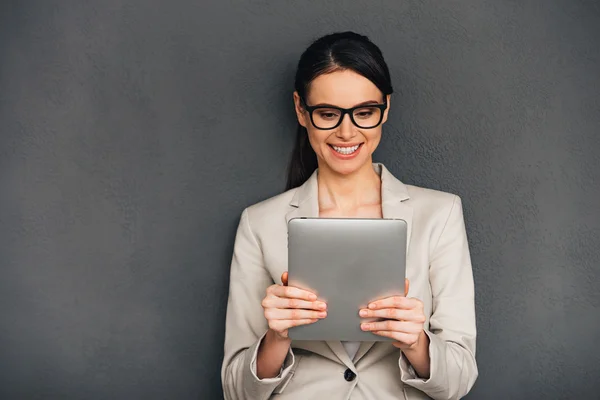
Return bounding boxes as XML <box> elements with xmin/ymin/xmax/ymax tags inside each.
<box><xmin>330</xmin><ymin>144</ymin><xmax>361</xmax><ymax>155</ymax></box>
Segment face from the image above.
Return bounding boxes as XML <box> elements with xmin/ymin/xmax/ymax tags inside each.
<box><xmin>294</xmin><ymin>69</ymin><xmax>390</xmax><ymax>176</ymax></box>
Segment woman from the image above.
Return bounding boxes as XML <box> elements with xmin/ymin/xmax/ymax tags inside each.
<box><xmin>221</xmin><ymin>32</ymin><xmax>477</xmax><ymax>400</ymax></box>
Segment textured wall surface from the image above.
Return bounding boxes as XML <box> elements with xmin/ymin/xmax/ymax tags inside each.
<box><xmin>1</xmin><ymin>0</ymin><xmax>599</xmax><ymax>399</ymax></box>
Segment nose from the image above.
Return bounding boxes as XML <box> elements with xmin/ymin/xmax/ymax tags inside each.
<box><xmin>336</xmin><ymin>113</ymin><xmax>356</xmax><ymax>140</ymax></box>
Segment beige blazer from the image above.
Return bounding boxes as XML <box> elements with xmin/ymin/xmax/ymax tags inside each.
<box><xmin>221</xmin><ymin>163</ymin><xmax>477</xmax><ymax>400</ymax></box>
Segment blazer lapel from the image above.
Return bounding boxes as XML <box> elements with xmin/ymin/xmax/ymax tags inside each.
<box><xmin>353</xmin><ymin>164</ymin><xmax>413</xmax><ymax>364</ymax></box>
<box><xmin>379</xmin><ymin>163</ymin><xmax>413</xmax><ymax>256</ymax></box>
<box><xmin>284</xmin><ymin>170</ymin><xmax>319</xmax><ymax>224</ymax></box>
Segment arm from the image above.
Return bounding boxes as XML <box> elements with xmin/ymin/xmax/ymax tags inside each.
<box><xmin>401</xmin><ymin>330</ymin><xmax>431</xmax><ymax>378</ymax></box>
<box><xmin>220</xmin><ymin>208</ymin><xmax>296</xmax><ymax>400</ymax></box>
<box><xmin>256</xmin><ymin>329</ymin><xmax>292</xmax><ymax>379</ymax></box>
<box><xmin>399</xmin><ymin>195</ymin><xmax>478</xmax><ymax>400</ymax></box>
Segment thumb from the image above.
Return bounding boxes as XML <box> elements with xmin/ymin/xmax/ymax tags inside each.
<box><xmin>404</xmin><ymin>278</ymin><xmax>410</xmax><ymax>297</ymax></box>
<box><xmin>281</xmin><ymin>271</ymin><xmax>289</xmax><ymax>286</ymax></box>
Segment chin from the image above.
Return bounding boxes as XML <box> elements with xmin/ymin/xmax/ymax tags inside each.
<box><xmin>324</xmin><ymin>156</ymin><xmax>370</xmax><ymax>176</ymax></box>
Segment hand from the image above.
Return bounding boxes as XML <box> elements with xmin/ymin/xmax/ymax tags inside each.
<box><xmin>359</xmin><ymin>279</ymin><xmax>427</xmax><ymax>350</ymax></box>
<box><xmin>261</xmin><ymin>272</ymin><xmax>327</xmax><ymax>340</ymax></box>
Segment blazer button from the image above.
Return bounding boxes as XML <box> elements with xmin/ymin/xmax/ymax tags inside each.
<box><xmin>344</xmin><ymin>369</ymin><xmax>356</xmax><ymax>382</ymax></box>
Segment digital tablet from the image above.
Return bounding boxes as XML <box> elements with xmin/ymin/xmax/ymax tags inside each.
<box><xmin>287</xmin><ymin>217</ymin><xmax>407</xmax><ymax>342</ymax></box>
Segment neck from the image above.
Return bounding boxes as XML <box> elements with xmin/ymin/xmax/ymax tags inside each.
<box><xmin>317</xmin><ymin>161</ymin><xmax>381</xmax><ymax>213</ymax></box>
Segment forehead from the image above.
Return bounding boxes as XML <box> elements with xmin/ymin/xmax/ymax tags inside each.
<box><xmin>306</xmin><ymin>70</ymin><xmax>382</xmax><ymax>107</ymax></box>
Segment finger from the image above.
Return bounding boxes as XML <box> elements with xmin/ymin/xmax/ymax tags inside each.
<box><xmin>359</xmin><ymin>308</ymin><xmax>424</xmax><ymax>323</ymax></box>
<box><xmin>265</xmin><ymin>297</ymin><xmax>326</xmax><ymax>311</ymax></box>
<box><xmin>270</xmin><ymin>319</ymin><xmax>319</xmax><ymax>331</ymax></box>
<box><xmin>404</xmin><ymin>278</ymin><xmax>410</xmax><ymax>297</ymax></box>
<box><xmin>361</xmin><ymin>320</ymin><xmax>422</xmax><ymax>333</ymax></box>
<box><xmin>368</xmin><ymin>296</ymin><xmax>421</xmax><ymax>310</ymax></box>
<box><xmin>266</xmin><ymin>308</ymin><xmax>327</xmax><ymax>320</ymax></box>
<box><xmin>281</xmin><ymin>272</ymin><xmax>288</xmax><ymax>286</ymax></box>
<box><xmin>371</xmin><ymin>330</ymin><xmax>417</xmax><ymax>345</ymax></box>
<box><xmin>272</xmin><ymin>285</ymin><xmax>317</xmax><ymax>301</ymax></box>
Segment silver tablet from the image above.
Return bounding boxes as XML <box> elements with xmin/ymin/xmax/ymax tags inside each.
<box><xmin>287</xmin><ymin>217</ymin><xmax>407</xmax><ymax>342</ymax></box>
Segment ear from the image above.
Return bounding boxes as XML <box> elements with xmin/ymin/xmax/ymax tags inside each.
<box><xmin>293</xmin><ymin>91</ymin><xmax>308</xmax><ymax>128</ymax></box>
<box><xmin>382</xmin><ymin>94</ymin><xmax>391</xmax><ymax>124</ymax></box>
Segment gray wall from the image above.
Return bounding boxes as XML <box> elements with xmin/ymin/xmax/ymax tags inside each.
<box><xmin>1</xmin><ymin>1</ymin><xmax>598</xmax><ymax>399</ymax></box>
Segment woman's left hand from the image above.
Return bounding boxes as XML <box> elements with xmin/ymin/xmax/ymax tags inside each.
<box><xmin>359</xmin><ymin>279</ymin><xmax>427</xmax><ymax>350</ymax></box>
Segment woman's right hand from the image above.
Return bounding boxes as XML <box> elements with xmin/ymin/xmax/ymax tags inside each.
<box><xmin>261</xmin><ymin>272</ymin><xmax>327</xmax><ymax>340</ymax></box>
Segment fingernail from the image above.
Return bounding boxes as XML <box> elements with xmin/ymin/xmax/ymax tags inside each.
<box><xmin>317</xmin><ymin>302</ymin><xmax>326</xmax><ymax>309</ymax></box>
<box><xmin>361</xmin><ymin>323</ymin><xmax>369</xmax><ymax>330</ymax></box>
<box><xmin>309</xmin><ymin>294</ymin><xmax>317</xmax><ymax>300</ymax></box>
<box><xmin>368</xmin><ymin>303</ymin><xmax>376</xmax><ymax>309</ymax></box>
<box><xmin>318</xmin><ymin>311</ymin><xmax>327</xmax><ymax>318</ymax></box>
<box><xmin>359</xmin><ymin>310</ymin><xmax>368</xmax><ymax>317</ymax></box>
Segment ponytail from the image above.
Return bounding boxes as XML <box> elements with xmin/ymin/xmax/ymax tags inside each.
<box><xmin>285</xmin><ymin>123</ymin><xmax>317</xmax><ymax>190</ymax></box>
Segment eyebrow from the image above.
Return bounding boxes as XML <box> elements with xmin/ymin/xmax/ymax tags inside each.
<box><xmin>310</xmin><ymin>100</ymin><xmax>382</xmax><ymax>108</ymax></box>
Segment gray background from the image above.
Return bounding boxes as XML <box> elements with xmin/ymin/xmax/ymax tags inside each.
<box><xmin>1</xmin><ymin>0</ymin><xmax>599</xmax><ymax>399</ymax></box>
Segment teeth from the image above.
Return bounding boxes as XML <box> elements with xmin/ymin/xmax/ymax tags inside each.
<box><xmin>332</xmin><ymin>145</ymin><xmax>360</xmax><ymax>155</ymax></box>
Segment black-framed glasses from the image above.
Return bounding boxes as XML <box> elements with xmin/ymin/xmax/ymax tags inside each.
<box><xmin>301</xmin><ymin>98</ymin><xmax>388</xmax><ymax>130</ymax></box>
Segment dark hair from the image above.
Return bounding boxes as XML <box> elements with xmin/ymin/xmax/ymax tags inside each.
<box><xmin>285</xmin><ymin>31</ymin><xmax>394</xmax><ymax>190</ymax></box>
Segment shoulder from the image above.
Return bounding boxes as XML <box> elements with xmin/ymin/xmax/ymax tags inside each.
<box><xmin>406</xmin><ymin>184</ymin><xmax>460</xmax><ymax>205</ymax></box>
<box><xmin>241</xmin><ymin>187</ymin><xmax>297</xmax><ymax>227</ymax></box>
<box><xmin>405</xmin><ymin>184</ymin><xmax>463</xmax><ymax>220</ymax></box>
<box><xmin>379</xmin><ymin>163</ymin><xmax>462</xmax><ymax>214</ymax></box>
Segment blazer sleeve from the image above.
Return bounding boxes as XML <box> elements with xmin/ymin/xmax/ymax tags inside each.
<box><xmin>221</xmin><ymin>208</ymin><xmax>296</xmax><ymax>400</ymax></box>
<box><xmin>399</xmin><ymin>195</ymin><xmax>478</xmax><ymax>400</ymax></box>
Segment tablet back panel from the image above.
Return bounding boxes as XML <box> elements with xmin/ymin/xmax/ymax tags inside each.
<box><xmin>287</xmin><ymin>217</ymin><xmax>407</xmax><ymax>342</ymax></box>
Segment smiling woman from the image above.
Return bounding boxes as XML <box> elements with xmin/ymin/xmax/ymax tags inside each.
<box><xmin>221</xmin><ymin>32</ymin><xmax>478</xmax><ymax>400</ymax></box>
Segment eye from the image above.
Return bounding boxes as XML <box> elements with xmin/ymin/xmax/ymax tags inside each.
<box><xmin>317</xmin><ymin>109</ymin><xmax>341</xmax><ymax>120</ymax></box>
<box><xmin>354</xmin><ymin>108</ymin><xmax>376</xmax><ymax>119</ymax></box>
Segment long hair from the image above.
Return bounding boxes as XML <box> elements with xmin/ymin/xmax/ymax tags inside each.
<box><xmin>285</xmin><ymin>32</ymin><xmax>394</xmax><ymax>190</ymax></box>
